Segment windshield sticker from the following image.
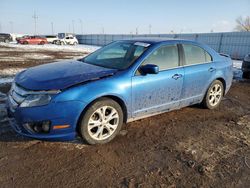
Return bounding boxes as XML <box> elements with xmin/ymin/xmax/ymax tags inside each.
<box><xmin>134</xmin><ymin>42</ymin><xmax>151</xmax><ymax>47</ymax></box>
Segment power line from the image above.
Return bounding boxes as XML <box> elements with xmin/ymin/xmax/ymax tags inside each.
<box><xmin>32</xmin><ymin>11</ymin><xmax>38</xmax><ymax>35</ymax></box>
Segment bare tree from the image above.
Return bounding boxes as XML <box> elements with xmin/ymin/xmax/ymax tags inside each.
<box><xmin>235</xmin><ymin>16</ymin><xmax>250</xmax><ymax>31</ymax></box>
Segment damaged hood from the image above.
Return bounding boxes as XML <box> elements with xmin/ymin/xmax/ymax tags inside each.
<box><xmin>15</xmin><ymin>60</ymin><xmax>117</xmax><ymax>90</ymax></box>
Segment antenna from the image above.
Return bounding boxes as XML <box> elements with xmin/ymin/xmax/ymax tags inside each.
<box><xmin>149</xmin><ymin>24</ymin><xmax>152</xmax><ymax>34</ymax></box>
<box><xmin>32</xmin><ymin>11</ymin><xmax>38</xmax><ymax>35</ymax></box>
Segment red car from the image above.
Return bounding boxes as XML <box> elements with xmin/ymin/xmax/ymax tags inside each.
<box><xmin>18</xmin><ymin>36</ymin><xmax>48</xmax><ymax>45</ymax></box>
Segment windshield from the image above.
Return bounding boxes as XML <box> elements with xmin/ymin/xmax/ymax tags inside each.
<box><xmin>83</xmin><ymin>41</ymin><xmax>150</xmax><ymax>70</ymax></box>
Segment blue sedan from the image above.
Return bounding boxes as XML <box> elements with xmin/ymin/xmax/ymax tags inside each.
<box><xmin>7</xmin><ymin>39</ymin><xmax>233</xmax><ymax>144</ymax></box>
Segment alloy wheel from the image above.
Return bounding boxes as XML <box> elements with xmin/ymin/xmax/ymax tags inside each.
<box><xmin>208</xmin><ymin>83</ymin><xmax>222</xmax><ymax>106</ymax></box>
<box><xmin>87</xmin><ymin>106</ymin><xmax>119</xmax><ymax>140</ymax></box>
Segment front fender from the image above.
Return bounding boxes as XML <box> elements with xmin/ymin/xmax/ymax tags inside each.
<box><xmin>53</xmin><ymin>73</ymin><xmax>132</xmax><ymax>118</ymax></box>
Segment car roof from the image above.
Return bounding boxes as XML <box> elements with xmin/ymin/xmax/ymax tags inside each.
<box><xmin>120</xmin><ymin>38</ymin><xmax>196</xmax><ymax>44</ymax></box>
<box><xmin>120</xmin><ymin>37</ymin><xmax>203</xmax><ymax>44</ymax></box>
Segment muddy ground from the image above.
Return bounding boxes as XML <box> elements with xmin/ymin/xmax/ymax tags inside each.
<box><xmin>0</xmin><ymin>44</ymin><xmax>249</xmax><ymax>188</ymax></box>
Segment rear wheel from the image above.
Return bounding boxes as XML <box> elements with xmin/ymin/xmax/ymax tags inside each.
<box><xmin>23</xmin><ymin>41</ymin><xmax>28</xmax><ymax>45</ymax></box>
<box><xmin>202</xmin><ymin>80</ymin><xmax>224</xmax><ymax>109</ymax></box>
<box><xmin>80</xmin><ymin>98</ymin><xmax>123</xmax><ymax>145</ymax></box>
<box><xmin>39</xmin><ymin>41</ymin><xmax>45</xmax><ymax>45</ymax></box>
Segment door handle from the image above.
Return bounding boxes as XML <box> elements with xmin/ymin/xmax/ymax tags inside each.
<box><xmin>208</xmin><ymin>67</ymin><xmax>216</xmax><ymax>72</ymax></box>
<box><xmin>172</xmin><ymin>74</ymin><xmax>182</xmax><ymax>80</ymax></box>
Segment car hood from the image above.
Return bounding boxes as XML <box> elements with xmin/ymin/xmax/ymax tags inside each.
<box><xmin>15</xmin><ymin>60</ymin><xmax>117</xmax><ymax>91</ymax></box>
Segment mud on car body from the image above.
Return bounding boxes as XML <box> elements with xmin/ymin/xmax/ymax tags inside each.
<box><xmin>7</xmin><ymin>39</ymin><xmax>233</xmax><ymax>144</ymax></box>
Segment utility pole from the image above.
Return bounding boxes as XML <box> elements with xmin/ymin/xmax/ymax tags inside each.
<box><xmin>149</xmin><ymin>24</ymin><xmax>152</xmax><ymax>34</ymax></box>
<box><xmin>32</xmin><ymin>11</ymin><xmax>38</xmax><ymax>35</ymax></box>
<box><xmin>72</xmin><ymin>20</ymin><xmax>75</xmax><ymax>34</ymax></box>
<box><xmin>9</xmin><ymin>21</ymin><xmax>13</xmax><ymax>33</ymax></box>
<box><xmin>136</xmin><ymin>27</ymin><xmax>138</xmax><ymax>35</ymax></box>
<box><xmin>51</xmin><ymin>22</ymin><xmax>54</xmax><ymax>35</ymax></box>
<box><xmin>102</xmin><ymin>27</ymin><xmax>105</xmax><ymax>34</ymax></box>
<box><xmin>79</xmin><ymin>19</ymin><xmax>83</xmax><ymax>34</ymax></box>
<box><xmin>0</xmin><ymin>22</ymin><xmax>2</xmax><ymax>32</ymax></box>
<box><xmin>68</xmin><ymin>24</ymin><xmax>71</xmax><ymax>33</ymax></box>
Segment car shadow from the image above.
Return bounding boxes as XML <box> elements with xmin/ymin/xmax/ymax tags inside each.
<box><xmin>0</xmin><ymin>129</ymin><xmax>89</xmax><ymax>147</ymax></box>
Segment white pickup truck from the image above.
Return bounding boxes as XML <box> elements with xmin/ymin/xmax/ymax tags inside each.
<box><xmin>53</xmin><ymin>33</ymin><xmax>79</xmax><ymax>45</ymax></box>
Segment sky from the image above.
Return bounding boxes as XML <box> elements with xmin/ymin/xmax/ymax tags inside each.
<box><xmin>0</xmin><ymin>0</ymin><xmax>249</xmax><ymax>35</ymax></box>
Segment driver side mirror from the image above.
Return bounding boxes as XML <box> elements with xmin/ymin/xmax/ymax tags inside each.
<box><xmin>140</xmin><ymin>64</ymin><xmax>159</xmax><ymax>75</ymax></box>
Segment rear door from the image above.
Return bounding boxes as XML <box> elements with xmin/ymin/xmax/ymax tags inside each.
<box><xmin>180</xmin><ymin>43</ymin><xmax>215</xmax><ymax>106</ymax></box>
<box><xmin>131</xmin><ymin>44</ymin><xmax>184</xmax><ymax>118</ymax></box>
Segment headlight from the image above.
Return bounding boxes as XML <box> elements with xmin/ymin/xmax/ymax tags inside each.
<box><xmin>20</xmin><ymin>94</ymin><xmax>52</xmax><ymax>107</ymax></box>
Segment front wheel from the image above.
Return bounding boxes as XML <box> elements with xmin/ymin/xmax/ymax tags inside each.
<box><xmin>80</xmin><ymin>98</ymin><xmax>124</xmax><ymax>145</ymax></box>
<box><xmin>202</xmin><ymin>80</ymin><xmax>224</xmax><ymax>109</ymax></box>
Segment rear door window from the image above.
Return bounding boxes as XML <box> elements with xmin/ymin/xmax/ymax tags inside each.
<box><xmin>183</xmin><ymin>44</ymin><xmax>212</xmax><ymax>65</ymax></box>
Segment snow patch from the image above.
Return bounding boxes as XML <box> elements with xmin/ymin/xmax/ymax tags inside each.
<box><xmin>23</xmin><ymin>54</ymin><xmax>53</xmax><ymax>60</ymax></box>
<box><xmin>0</xmin><ymin>68</ymin><xmax>24</xmax><ymax>77</ymax></box>
<box><xmin>0</xmin><ymin>43</ymin><xmax>99</xmax><ymax>53</ymax></box>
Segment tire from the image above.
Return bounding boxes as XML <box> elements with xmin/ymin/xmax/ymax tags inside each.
<box><xmin>242</xmin><ymin>72</ymin><xmax>250</xmax><ymax>79</ymax></box>
<box><xmin>202</xmin><ymin>80</ymin><xmax>224</xmax><ymax>109</ymax></box>
<box><xmin>4</xmin><ymin>39</ymin><xmax>9</xmax><ymax>43</ymax></box>
<box><xmin>60</xmin><ymin>41</ymin><xmax>65</xmax><ymax>45</ymax></box>
<box><xmin>80</xmin><ymin>98</ymin><xmax>124</xmax><ymax>145</ymax></box>
<box><xmin>39</xmin><ymin>41</ymin><xmax>45</xmax><ymax>45</ymax></box>
<box><xmin>73</xmin><ymin>42</ymin><xmax>77</xmax><ymax>45</ymax></box>
<box><xmin>23</xmin><ymin>41</ymin><xmax>28</xmax><ymax>45</ymax></box>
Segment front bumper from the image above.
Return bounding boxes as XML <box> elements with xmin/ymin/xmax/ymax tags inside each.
<box><xmin>7</xmin><ymin>98</ymin><xmax>86</xmax><ymax>141</ymax></box>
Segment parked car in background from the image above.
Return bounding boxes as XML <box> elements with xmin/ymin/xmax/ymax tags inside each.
<box><xmin>0</xmin><ymin>33</ymin><xmax>12</xmax><ymax>43</ymax></box>
<box><xmin>16</xmin><ymin>35</ymin><xmax>29</xmax><ymax>43</ymax></box>
<box><xmin>53</xmin><ymin>33</ymin><xmax>78</xmax><ymax>45</ymax></box>
<box><xmin>45</xmin><ymin>35</ymin><xmax>58</xmax><ymax>44</ymax></box>
<box><xmin>242</xmin><ymin>54</ymin><xmax>250</xmax><ymax>79</ymax></box>
<box><xmin>18</xmin><ymin>36</ymin><xmax>48</xmax><ymax>45</ymax></box>
<box><xmin>7</xmin><ymin>39</ymin><xmax>233</xmax><ymax>144</ymax></box>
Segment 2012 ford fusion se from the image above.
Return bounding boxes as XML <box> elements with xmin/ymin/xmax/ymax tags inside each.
<box><xmin>7</xmin><ymin>39</ymin><xmax>233</xmax><ymax>144</ymax></box>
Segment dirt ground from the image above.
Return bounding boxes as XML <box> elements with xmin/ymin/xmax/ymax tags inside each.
<box><xmin>0</xmin><ymin>44</ymin><xmax>249</xmax><ymax>188</ymax></box>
